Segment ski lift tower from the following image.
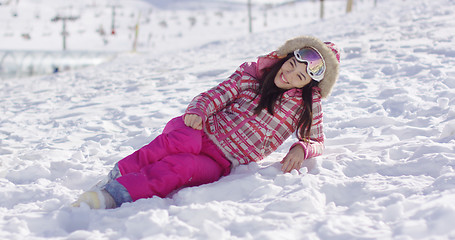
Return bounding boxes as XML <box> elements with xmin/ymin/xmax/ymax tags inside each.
<box><xmin>108</xmin><ymin>4</ymin><xmax>122</xmax><ymax>35</ymax></box>
<box><xmin>51</xmin><ymin>14</ymin><xmax>79</xmax><ymax>51</ymax></box>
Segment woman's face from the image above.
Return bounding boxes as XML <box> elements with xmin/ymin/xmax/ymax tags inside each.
<box><xmin>274</xmin><ymin>57</ymin><xmax>313</xmax><ymax>90</ymax></box>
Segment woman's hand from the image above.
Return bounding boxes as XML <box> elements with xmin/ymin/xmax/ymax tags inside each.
<box><xmin>184</xmin><ymin>114</ymin><xmax>203</xmax><ymax>130</ymax></box>
<box><xmin>280</xmin><ymin>144</ymin><xmax>306</xmax><ymax>173</ymax></box>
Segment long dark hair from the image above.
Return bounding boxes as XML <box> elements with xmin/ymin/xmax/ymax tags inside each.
<box><xmin>254</xmin><ymin>53</ymin><xmax>319</xmax><ymax>141</ymax></box>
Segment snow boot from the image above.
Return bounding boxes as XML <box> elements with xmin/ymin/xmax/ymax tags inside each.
<box><xmin>71</xmin><ymin>189</ymin><xmax>116</xmax><ymax>209</ymax></box>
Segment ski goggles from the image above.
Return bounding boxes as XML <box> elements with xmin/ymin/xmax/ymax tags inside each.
<box><xmin>293</xmin><ymin>47</ymin><xmax>326</xmax><ymax>82</ymax></box>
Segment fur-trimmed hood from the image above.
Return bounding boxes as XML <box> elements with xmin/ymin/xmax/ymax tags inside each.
<box><xmin>257</xmin><ymin>36</ymin><xmax>340</xmax><ymax>99</ymax></box>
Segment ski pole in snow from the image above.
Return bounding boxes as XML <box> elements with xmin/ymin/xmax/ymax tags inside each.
<box><xmin>132</xmin><ymin>12</ymin><xmax>141</xmax><ymax>52</ymax></box>
<box><xmin>247</xmin><ymin>0</ymin><xmax>252</xmax><ymax>33</ymax></box>
<box><xmin>320</xmin><ymin>0</ymin><xmax>324</xmax><ymax>19</ymax></box>
<box><xmin>346</xmin><ymin>0</ymin><xmax>354</xmax><ymax>13</ymax></box>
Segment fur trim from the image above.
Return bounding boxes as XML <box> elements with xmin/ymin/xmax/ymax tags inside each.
<box><xmin>276</xmin><ymin>36</ymin><xmax>340</xmax><ymax>99</ymax></box>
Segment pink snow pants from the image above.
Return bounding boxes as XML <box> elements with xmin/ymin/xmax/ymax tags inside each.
<box><xmin>115</xmin><ymin>116</ymin><xmax>231</xmax><ymax>201</ymax></box>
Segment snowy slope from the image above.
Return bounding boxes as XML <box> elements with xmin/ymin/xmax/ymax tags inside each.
<box><xmin>1</xmin><ymin>0</ymin><xmax>455</xmax><ymax>239</ymax></box>
<box><xmin>0</xmin><ymin>0</ymin><xmax>374</xmax><ymax>52</ymax></box>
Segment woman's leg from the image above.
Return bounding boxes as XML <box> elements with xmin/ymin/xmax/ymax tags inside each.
<box><xmin>97</xmin><ymin>132</ymin><xmax>233</xmax><ymax>206</ymax></box>
<box><xmin>117</xmin><ymin>116</ymin><xmax>203</xmax><ymax>175</ymax></box>
<box><xmin>73</xmin><ymin>117</ymin><xmax>223</xmax><ymax>209</ymax></box>
<box><xmin>90</xmin><ymin>162</ymin><xmax>122</xmax><ymax>190</ymax></box>
<box><xmin>115</xmin><ymin>153</ymin><xmax>225</xmax><ymax>202</ymax></box>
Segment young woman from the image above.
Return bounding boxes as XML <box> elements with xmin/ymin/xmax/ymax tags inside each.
<box><xmin>72</xmin><ymin>35</ymin><xmax>341</xmax><ymax>209</ymax></box>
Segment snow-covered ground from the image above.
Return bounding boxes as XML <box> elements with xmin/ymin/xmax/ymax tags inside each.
<box><xmin>1</xmin><ymin>0</ymin><xmax>455</xmax><ymax>239</ymax></box>
<box><xmin>0</xmin><ymin>0</ymin><xmax>376</xmax><ymax>80</ymax></box>
<box><xmin>0</xmin><ymin>0</ymin><xmax>375</xmax><ymax>52</ymax></box>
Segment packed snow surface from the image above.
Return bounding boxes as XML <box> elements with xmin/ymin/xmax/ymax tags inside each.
<box><xmin>1</xmin><ymin>0</ymin><xmax>455</xmax><ymax>239</ymax></box>
<box><xmin>0</xmin><ymin>0</ymin><xmax>370</xmax><ymax>52</ymax></box>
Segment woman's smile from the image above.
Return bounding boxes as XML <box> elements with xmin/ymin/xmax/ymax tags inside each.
<box><xmin>280</xmin><ymin>72</ymin><xmax>289</xmax><ymax>84</ymax></box>
<box><xmin>274</xmin><ymin>57</ymin><xmax>312</xmax><ymax>90</ymax></box>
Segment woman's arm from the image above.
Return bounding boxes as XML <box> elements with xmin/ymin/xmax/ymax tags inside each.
<box><xmin>281</xmin><ymin>94</ymin><xmax>325</xmax><ymax>173</ymax></box>
<box><xmin>183</xmin><ymin>114</ymin><xmax>203</xmax><ymax>130</ymax></box>
<box><xmin>185</xmin><ymin>63</ymin><xmax>250</xmax><ymax>125</ymax></box>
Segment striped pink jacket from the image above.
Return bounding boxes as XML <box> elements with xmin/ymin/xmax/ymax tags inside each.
<box><xmin>185</xmin><ymin>60</ymin><xmax>324</xmax><ymax>167</ymax></box>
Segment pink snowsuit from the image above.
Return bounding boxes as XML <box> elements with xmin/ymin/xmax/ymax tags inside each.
<box><xmin>111</xmin><ymin>53</ymin><xmax>324</xmax><ymax>203</ymax></box>
<box><xmin>115</xmin><ymin>116</ymin><xmax>231</xmax><ymax>201</ymax></box>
